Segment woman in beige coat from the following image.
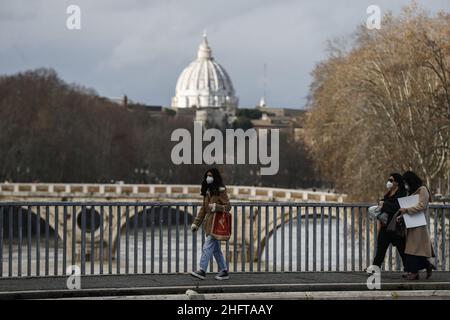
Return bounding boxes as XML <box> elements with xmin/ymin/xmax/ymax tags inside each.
<box><xmin>398</xmin><ymin>171</ymin><xmax>435</xmax><ymax>280</ymax></box>
<box><xmin>190</xmin><ymin>168</ymin><xmax>231</xmax><ymax>281</ymax></box>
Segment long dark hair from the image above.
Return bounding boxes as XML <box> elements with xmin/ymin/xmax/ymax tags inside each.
<box><xmin>200</xmin><ymin>167</ymin><xmax>225</xmax><ymax>196</ymax></box>
<box><xmin>402</xmin><ymin>171</ymin><xmax>423</xmax><ymax>195</ymax></box>
<box><xmin>402</xmin><ymin>170</ymin><xmax>432</xmax><ymax>201</ymax></box>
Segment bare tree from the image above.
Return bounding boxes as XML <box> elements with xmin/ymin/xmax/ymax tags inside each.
<box><xmin>305</xmin><ymin>4</ymin><xmax>450</xmax><ymax>201</ymax></box>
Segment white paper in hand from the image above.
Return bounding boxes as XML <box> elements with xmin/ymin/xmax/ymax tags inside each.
<box><xmin>397</xmin><ymin>195</ymin><xmax>427</xmax><ymax>228</ymax></box>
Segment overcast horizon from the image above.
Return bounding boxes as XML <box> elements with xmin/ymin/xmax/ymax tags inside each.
<box><xmin>0</xmin><ymin>0</ymin><xmax>448</xmax><ymax>109</ymax></box>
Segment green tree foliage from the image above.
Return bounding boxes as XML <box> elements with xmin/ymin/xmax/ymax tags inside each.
<box><xmin>236</xmin><ymin>109</ymin><xmax>262</xmax><ymax>119</ymax></box>
<box><xmin>232</xmin><ymin>108</ymin><xmax>263</xmax><ymax>130</ymax></box>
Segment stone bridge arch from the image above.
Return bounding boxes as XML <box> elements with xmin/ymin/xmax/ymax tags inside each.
<box><xmin>112</xmin><ymin>205</ymin><xmax>195</xmax><ymax>257</ymax></box>
<box><xmin>1</xmin><ymin>204</ymin><xmax>64</xmax><ymax>244</ymax></box>
<box><xmin>229</xmin><ymin>206</ymin><xmax>356</xmax><ymax>263</ymax></box>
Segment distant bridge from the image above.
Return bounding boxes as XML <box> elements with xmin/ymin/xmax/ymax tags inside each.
<box><xmin>0</xmin><ymin>183</ymin><xmax>346</xmax><ymax>202</ymax></box>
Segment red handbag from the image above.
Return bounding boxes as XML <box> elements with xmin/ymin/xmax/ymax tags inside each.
<box><xmin>211</xmin><ymin>211</ymin><xmax>232</xmax><ymax>241</ymax></box>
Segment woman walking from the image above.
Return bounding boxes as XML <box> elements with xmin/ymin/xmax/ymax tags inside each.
<box><xmin>399</xmin><ymin>171</ymin><xmax>435</xmax><ymax>280</ymax></box>
<box><xmin>370</xmin><ymin>173</ymin><xmax>407</xmax><ymax>271</ymax></box>
<box><xmin>190</xmin><ymin>168</ymin><xmax>231</xmax><ymax>280</ymax></box>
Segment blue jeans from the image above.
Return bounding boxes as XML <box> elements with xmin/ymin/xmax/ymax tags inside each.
<box><xmin>199</xmin><ymin>235</ymin><xmax>227</xmax><ymax>272</ymax></box>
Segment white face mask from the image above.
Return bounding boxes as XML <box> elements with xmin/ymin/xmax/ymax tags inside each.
<box><xmin>386</xmin><ymin>181</ymin><xmax>393</xmax><ymax>189</ymax></box>
<box><xmin>206</xmin><ymin>176</ymin><xmax>214</xmax><ymax>184</ymax></box>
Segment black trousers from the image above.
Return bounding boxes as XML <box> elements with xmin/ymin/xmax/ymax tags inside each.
<box><xmin>405</xmin><ymin>254</ymin><xmax>431</xmax><ymax>273</ymax></box>
<box><xmin>372</xmin><ymin>226</ymin><xmax>406</xmax><ymax>270</ymax></box>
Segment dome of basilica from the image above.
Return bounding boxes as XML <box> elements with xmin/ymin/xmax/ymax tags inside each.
<box><xmin>171</xmin><ymin>34</ymin><xmax>238</xmax><ymax>109</ymax></box>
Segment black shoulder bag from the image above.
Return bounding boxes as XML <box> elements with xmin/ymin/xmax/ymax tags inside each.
<box><xmin>386</xmin><ymin>210</ymin><xmax>406</xmax><ymax>239</ymax></box>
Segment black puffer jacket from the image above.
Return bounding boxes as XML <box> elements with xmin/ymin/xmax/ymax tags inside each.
<box><xmin>381</xmin><ymin>188</ymin><xmax>407</xmax><ymax>225</ymax></box>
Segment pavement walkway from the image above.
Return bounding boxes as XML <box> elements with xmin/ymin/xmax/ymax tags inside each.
<box><xmin>0</xmin><ymin>271</ymin><xmax>449</xmax><ymax>299</ymax></box>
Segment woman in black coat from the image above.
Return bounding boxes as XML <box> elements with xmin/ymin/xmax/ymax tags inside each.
<box><xmin>370</xmin><ymin>173</ymin><xmax>407</xmax><ymax>271</ymax></box>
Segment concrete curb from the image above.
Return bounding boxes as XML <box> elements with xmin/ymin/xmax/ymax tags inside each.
<box><xmin>2</xmin><ymin>281</ymin><xmax>450</xmax><ymax>300</ymax></box>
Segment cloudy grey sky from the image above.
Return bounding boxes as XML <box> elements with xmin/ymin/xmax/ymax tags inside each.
<box><xmin>0</xmin><ymin>0</ymin><xmax>448</xmax><ymax>108</ymax></box>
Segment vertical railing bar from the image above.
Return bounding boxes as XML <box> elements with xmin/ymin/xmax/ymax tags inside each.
<box><xmin>351</xmin><ymin>206</ymin><xmax>355</xmax><ymax>271</ymax></box>
<box><xmin>281</xmin><ymin>206</ymin><xmax>285</xmax><ymax>272</ymax></box>
<box><xmin>296</xmin><ymin>206</ymin><xmax>301</xmax><ymax>272</ymax></box>
<box><xmin>344</xmin><ymin>206</ymin><xmax>348</xmax><ymax>272</ymax></box>
<box><xmin>249</xmin><ymin>206</ymin><xmax>254</xmax><ymax>272</ymax></box>
<box><xmin>168</xmin><ymin>205</ymin><xmax>172</xmax><ymax>274</ymax></box>
<box><xmin>312</xmin><ymin>206</ymin><xmax>317</xmax><ymax>272</ymax></box>
<box><xmin>27</xmin><ymin>206</ymin><xmax>32</xmax><ymax>276</ymax></box>
<box><xmin>226</xmin><ymin>234</ymin><xmax>230</xmax><ymax>272</ymax></box>
<box><xmin>447</xmin><ymin>208</ymin><xmax>450</xmax><ymax>269</ymax></box>
<box><xmin>373</xmin><ymin>215</ymin><xmax>378</xmax><ymax>269</ymax></box>
<box><xmin>159</xmin><ymin>206</ymin><xmax>163</xmax><ymax>274</ymax></box>
<box><xmin>328</xmin><ymin>206</ymin><xmax>332</xmax><ymax>271</ymax></box>
<box><xmin>143</xmin><ymin>205</ymin><xmax>147</xmax><ymax>274</ymax></box>
<box><xmin>45</xmin><ymin>206</ymin><xmax>49</xmax><ymax>276</ymax></box>
<box><xmin>0</xmin><ymin>206</ymin><xmax>3</xmax><ymax>277</ymax></box>
<box><xmin>81</xmin><ymin>206</ymin><xmax>86</xmax><ymax>275</ymax></box>
<box><xmin>336</xmin><ymin>206</ymin><xmax>340</xmax><ymax>271</ymax></box>
<box><xmin>134</xmin><ymin>205</ymin><xmax>138</xmax><ymax>274</ymax></box>
<box><xmin>233</xmin><ymin>206</ymin><xmax>238</xmax><ymax>272</ymax></box>
<box><xmin>441</xmin><ymin>207</ymin><xmax>446</xmax><ymax>271</ymax></box>
<box><xmin>272</xmin><ymin>206</ymin><xmax>277</xmax><ymax>272</ymax></box>
<box><xmin>365</xmin><ymin>207</ymin><xmax>370</xmax><ymax>271</ymax></box>
<box><xmin>288</xmin><ymin>206</ymin><xmax>293</xmax><ymax>272</ymax></box>
<box><xmin>116</xmin><ymin>206</ymin><xmax>121</xmax><ymax>274</ymax></box>
<box><xmin>125</xmin><ymin>205</ymin><xmax>130</xmax><ymax>274</ymax></box>
<box><xmin>90</xmin><ymin>206</ymin><xmax>95</xmax><ymax>275</ymax></box>
<box><xmin>11</xmin><ymin>206</ymin><xmax>22</xmax><ymax>277</ymax></box>
<box><xmin>242</xmin><ymin>205</ymin><xmax>246</xmax><ymax>273</ymax></box>
<box><xmin>175</xmin><ymin>206</ymin><xmax>180</xmax><ymax>273</ymax></box>
<box><xmin>85</xmin><ymin>206</ymin><xmax>95</xmax><ymax>274</ymax></box>
<box><xmin>358</xmin><ymin>207</ymin><xmax>363</xmax><ymax>271</ymax></box>
<box><xmin>54</xmin><ymin>206</ymin><xmax>59</xmax><ymax>276</ymax></box>
<box><xmin>99</xmin><ymin>206</ymin><xmax>104</xmax><ymax>275</ymax></box>
<box><xmin>151</xmin><ymin>206</ymin><xmax>155</xmax><ymax>274</ymax></box>
<box><xmin>108</xmin><ymin>206</ymin><xmax>113</xmax><ymax>274</ymax></box>
<box><xmin>434</xmin><ymin>208</ymin><xmax>439</xmax><ymax>268</ymax></box>
<box><xmin>18</xmin><ymin>206</ymin><xmax>23</xmax><ymax>277</ymax></box>
<box><xmin>257</xmin><ymin>205</ymin><xmax>262</xmax><ymax>272</ymax></box>
<box><xmin>36</xmin><ymin>206</ymin><xmax>41</xmax><ymax>276</ymax></box>
<box><xmin>320</xmin><ymin>206</ymin><xmax>324</xmax><ymax>272</ymax></box>
<box><xmin>183</xmin><ymin>205</ymin><xmax>188</xmax><ymax>273</ymax></box>
<box><xmin>305</xmin><ymin>206</ymin><xmax>309</xmax><ymax>272</ymax></box>
<box><xmin>8</xmin><ymin>206</ymin><xmax>13</xmax><ymax>277</ymax></box>
<box><xmin>226</xmin><ymin>208</ymin><xmax>230</xmax><ymax>272</ymax></box>
<box><xmin>63</xmin><ymin>206</ymin><xmax>67</xmax><ymax>275</ymax></box>
<box><xmin>265</xmin><ymin>205</ymin><xmax>269</xmax><ymax>272</ymax></box>
<box><xmin>71</xmin><ymin>206</ymin><xmax>76</xmax><ymax>274</ymax></box>
<box><xmin>192</xmin><ymin>206</ymin><xmax>197</xmax><ymax>272</ymax></box>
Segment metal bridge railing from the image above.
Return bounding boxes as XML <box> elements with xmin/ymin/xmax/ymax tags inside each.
<box><xmin>0</xmin><ymin>202</ymin><xmax>449</xmax><ymax>277</ymax></box>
